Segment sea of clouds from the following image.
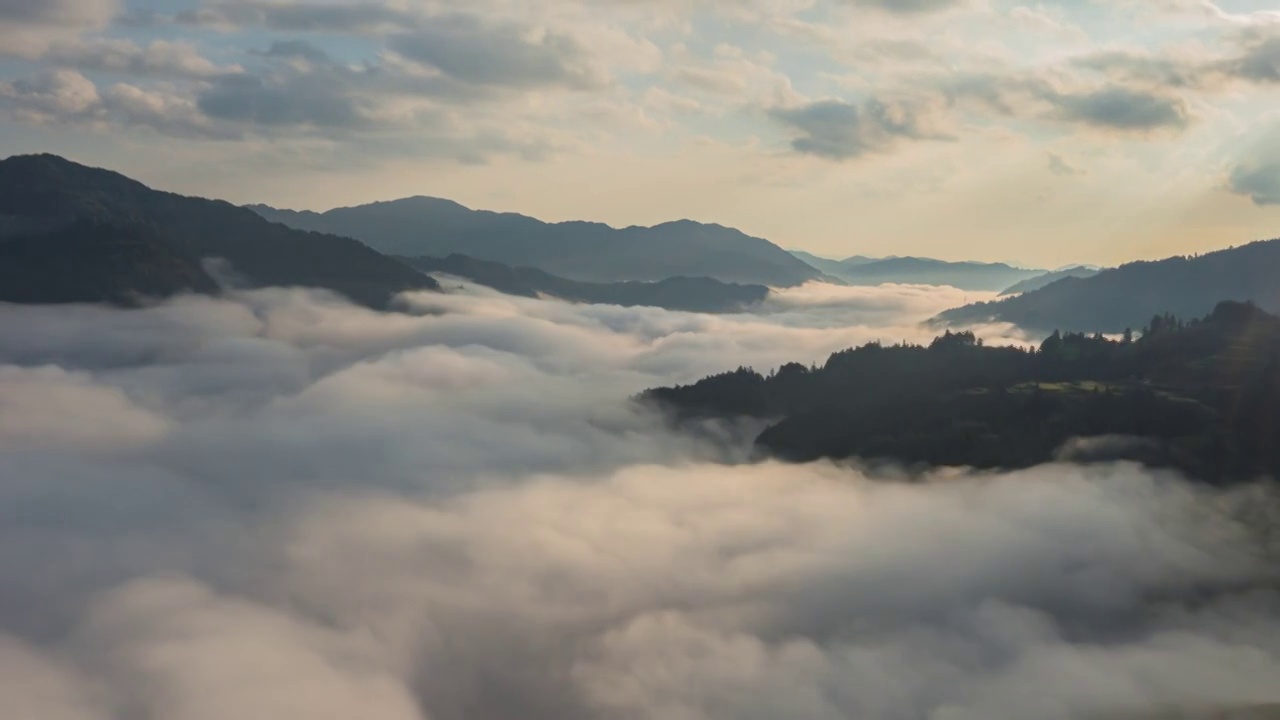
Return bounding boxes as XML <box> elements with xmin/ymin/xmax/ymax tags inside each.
<box><xmin>1</xmin><ymin>280</ymin><xmax>1278</xmax><ymax>720</ymax></box>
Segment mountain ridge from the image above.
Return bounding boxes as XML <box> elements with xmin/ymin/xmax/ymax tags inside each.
<box><xmin>936</xmin><ymin>238</ymin><xmax>1280</xmax><ymax>333</ymax></box>
<box><xmin>0</xmin><ymin>154</ymin><xmax>438</xmax><ymax>307</ymax></box>
<box><xmin>250</xmin><ymin>198</ymin><xmax>828</xmax><ymax>287</ymax></box>
<box><xmin>999</xmin><ymin>265</ymin><xmax>1101</xmax><ymax>296</ymax></box>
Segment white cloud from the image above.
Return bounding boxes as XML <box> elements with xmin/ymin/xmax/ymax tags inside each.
<box><xmin>0</xmin><ymin>0</ymin><xmax>118</xmax><ymax>57</ymax></box>
<box><xmin>46</xmin><ymin>38</ymin><xmax>238</xmax><ymax>78</ymax></box>
<box><xmin>0</xmin><ymin>68</ymin><xmax>101</xmax><ymax>117</ymax></box>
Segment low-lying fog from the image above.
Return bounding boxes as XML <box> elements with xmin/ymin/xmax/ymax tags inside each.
<box><xmin>2</xmin><ymin>281</ymin><xmax>1277</xmax><ymax>720</ymax></box>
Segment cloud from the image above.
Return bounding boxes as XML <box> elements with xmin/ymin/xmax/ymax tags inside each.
<box><xmin>175</xmin><ymin>1</ymin><xmax>411</xmax><ymax>34</ymax></box>
<box><xmin>45</xmin><ymin>38</ymin><xmax>236</xmax><ymax>79</ymax></box>
<box><xmin>0</xmin><ymin>0</ymin><xmax>118</xmax><ymax>57</ymax></box>
<box><xmin>0</xmin><ymin>366</ymin><xmax>170</xmax><ymax>452</ymax></box>
<box><xmin>1070</xmin><ymin>29</ymin><xmax>1280</xmax><ymax>94</ymax></box>
<box><xmin>1044</xmin><ymin>85</ymin><xmax>1190</xmax><ymax>131</ymax></box>
<box><xmin>1073</xmin><ymin>49</ymin><xmax>1208</xmax><ymax>89</ymax></box>
<box><xmin>769</xmin><ymin>97</ymin><xmax>945</xmax><ymax>160</ymax></box>
<box><xmin>839</xmin><ymin>0</ymin><xmax>967</xmax><ymax>14</ymax></box>
<box><xmin>197</xmin><ymin>72</ymin><xmax>368</xmax><ymax>129</ymax></box>
<box><xmin>257</xmin><ymin>39</ymin><xmax>331</xmax><ymax>64</ymax></box>
<box><xmin>1047</xmin><ymin>151</ymin><xmax>1084</xmax><ymax>176</ymax></box>
<box><xmin>0</xmin><ymin>68</ymin><xmax>101</xmax><ymax>117</ymax></box>
<box><xmin>1227</xmin><ymin>35</ymin><xmax>1280</xmax><ymax>84</ymax></box>
<box><xmin>176</xmin><ymin>3</ymin><xmax>606</xmax><ymax>90</ymax></box>
<box><xmin>181</xmin><ymin>56</ymin><xmax>557</xmax><ymax>161</ymax></box>
<box><xmin>389</xmin><ymin>14</ymin><xmax>602</xmax><ymax>89</ymax></box>
<box><xmin>0</xmin><ymin>68</ymin><xmax>237</xmax><ymax>139</ymax></box>
<box><xmin>0</xmin><ymin>284</ymin><xmax>1277</xmax><ymax>719</ymax></box>
<box><xmin>1227</xmin><ymin>160</ymin><xmax>1280</xmax><ymax>206</ymax></box>
<box><xmin>944</xmin><ymin>73</ymin><xmax>1192</xmax><ymax>134</ymax></box>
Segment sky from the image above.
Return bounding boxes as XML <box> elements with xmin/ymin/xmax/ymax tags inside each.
<box><xmin>1</xmin><ymin>0</ymin><xmax>1280</xmax><ymax>266</ymax></box>
<box><xmin>2</xmin><ymin>280</ymin><xmax>1279</xmax><ymax>719</ymax></box>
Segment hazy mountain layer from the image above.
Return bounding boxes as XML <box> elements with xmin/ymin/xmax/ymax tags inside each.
<box><xmin>999</xmin><ymin>265</ymin><xmax>1101</xmax><ymax>295</ymax></box>
<box><xmin>404</xmin><ymin>254</ymin><xmax>769</xmax><ymax>313</ymax></box>
<box><xmin>833</xmin><ymin>256</ymin><xmax>1044</xmax><ymax>290</ymax></box>
<box><xmin>789</xmin><ymin>250</ymin><xmax>1045</xmax><ymax>290</ymax></box>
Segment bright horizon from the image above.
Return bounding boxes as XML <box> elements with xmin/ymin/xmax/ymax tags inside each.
<box><xmin>3</xmin><ymin>0</ymin><xmax>1280</xmax><ymax>267</ymax></box>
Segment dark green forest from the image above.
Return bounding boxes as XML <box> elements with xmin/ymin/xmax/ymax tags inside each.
<box><xmin>642</xmin><ymin>301</ymin><xmax>1280</xmax><ymax>483</ymax></box>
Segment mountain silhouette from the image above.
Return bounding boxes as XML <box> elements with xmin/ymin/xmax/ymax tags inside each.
<box><xmin>0</xmin><ymin>154</ymin><xmax>438</xmax><ymax>307</ymax></box>
<box><xmin>249</xmin><ymin>199</ymin><xmax>826</xmax><ymax>287</ymax></box>
<box><xmin>936</xmin><ymin>239</ymin><xmax>1280</xmax><ymax>333</ymax></box>
<box><xmin>998</xmin><ymin>265</ymin><xmax>1100</xmax><ymax>295</ymax></box>
<box><xmin>788</xmin><ymin>250</ymin><xmax>882</xmax><ymax>272</ymax></box>
<box><xmin>404</xmin><ymin>254</ymin><xmax>769</xmax><ymax>313</ymax></box>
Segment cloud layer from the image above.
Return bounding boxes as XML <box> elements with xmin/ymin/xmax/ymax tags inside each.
<box><xmin>1</xmin><ymin>283</ymin><xmax>1278</xmax><ymax>719</ymax></box>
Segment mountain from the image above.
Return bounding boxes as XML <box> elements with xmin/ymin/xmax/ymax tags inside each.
<box><xmin>936</xmin><ymin>239</ymin><xmax>1280</xmax><ymax>333</ymax></box>
<box><xmin>787</xmin><ymin>251</ymin><xmax>1045</xmax><ymax>290</ymax></box>
<box><xmin>999</xmin><ymin>265</ymin><xmax>1101</xmax><ymax>295</ymax></box>
<box><xmin>641</xmin><ymin>301</ymin><xmax>1280</xmax><ymax>484</ymax></box>
<box><xmin>404</xmin><ymin>254</ymin><xmax>769</xmax><ymax>313</ymax></box>
<box><xmin>0</xmin><ymin>218</ymin><xmax>219</xmax><ymax>305</ymax></box>
<box><xmin>0</xmin><ymin>154</ymin><xmax>438</xmax><ymax>307</ymax></box>
<box><xmin>249</xmin><ymin>199</ymin><xmax>826</xmax><ymax>287</ymax></box>
<box><xmin>829</xmin><ymin>256</ymin><xmax>1045</xmax><ymax>290</ymax></box>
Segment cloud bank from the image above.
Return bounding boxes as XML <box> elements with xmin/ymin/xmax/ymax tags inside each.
<box><xmin>0</xmin><ymin>284</ymin><xmax>1278</xmax><ymax>720</ymax></box>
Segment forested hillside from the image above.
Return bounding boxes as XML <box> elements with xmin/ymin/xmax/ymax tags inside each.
<box><xmin>643</xmin><ymin>301</ymin><xmax>1280</xmax><ymax>482</ymax></box>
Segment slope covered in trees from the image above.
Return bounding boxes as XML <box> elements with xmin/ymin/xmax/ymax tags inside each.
<box><xmin>402</xmin><ymin>254</ymin><xmax>769</xmax><ymax>312</ymax></box>
<box><xmin>251</xmin><ymin>199</ymin><xmax>826</xmax><ymax>287</ymax></box>
<box><xmin>642</xmin><ymin>301</ymin><xmax>1280</xmax><ymax>483</ymax></box>
<box><xmin>0</xmin><ymin>154</ymin><xmax>437</xmax><ymax>307</ymax></box>
<box><xmin>937</xmin><ymin>239</ymin><xmax>1280</xmax><ymax>333</ymax></box>
<box><xmin>0</xmin><ymin>218</ymin><xmax>219</xmax><ymax>304</ymax></box>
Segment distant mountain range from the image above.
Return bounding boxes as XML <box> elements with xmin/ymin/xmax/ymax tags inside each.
<box><xmin>787</xmin><ymin>251</ymin><xmax>1045</xmax><ymax>291</ymax></box>
<box><xmin>0</xmin><ymin>154</ymin><xmax>438</xmax><ymax>307</ymax></box>
<box><xmin>249</xmin><ymin>199</ymin><xmax>827</xmax><ymax>287</ymax></box>
<box><xmin>998</xmin><ymin>265</ymin><xmax>1100</xmax><ymax>296</ymax></box>
<box><xmin>936</xmin><ymin>239</ymin><xmax>1280</xmax><ymax>333</ymax></box>
<box><xmin>10</xmin><ymin>153</ymin><xmax>1272</xmax><ymax>332</ymax></box>
<box><xmin>404</xmin><ymin>254</ymin><xmax>769</xmax><ymax>313</ymax></box>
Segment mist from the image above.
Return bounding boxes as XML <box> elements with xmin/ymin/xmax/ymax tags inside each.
<box><xmin>2</xmin><ymin>282</ymin><xmax>1278</xmax><ymax>720</ymax></box>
